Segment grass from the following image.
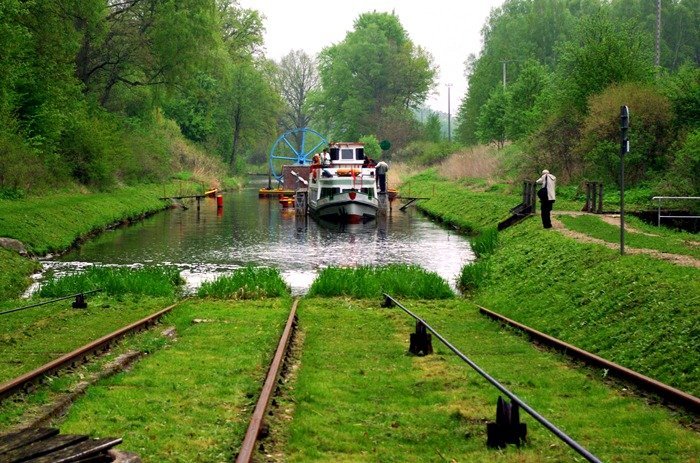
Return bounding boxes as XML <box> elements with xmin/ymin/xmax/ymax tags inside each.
<box><xmin>559</xmin><ymin>214</ymin><xmax>700</xmax><ymax>259</ymax></box>
<box><xmin>0</xmin><ymin>295</ymin><xmax>176</xmax><ymax>386</ymax></box>
<box><xmin>283</xmin><ymin>298</ymin><xmax>699</xmax><ymax>462</ymax></box>
<box><xmin>474</xmin><ymin>218</ymin><xmax>700</xmax><ymax>396</ymax></box>
<box><xmin>197</xmin><ymin>266</ymin><xmax>290</xmax><ymax>299</ymax></box>
<box><xmin>39</xmin><ymin>266</ymin><xmax>184</xmax><ymax>298</ymax></box>
<box><xmin>400</xmin><ymin>169</ymin><xmax>523</xmax><ymax>234</ymax></box>
<box><xmin>0</xmin><ymin>184</ymin><xmax>176</xmax><ymax>256</ymax></box>
<box><xmin>307</xmin><ymin>264</ymin><xmax>454</xmax><ymax>299</ymax></box>
<box><xmin>58</xmin><ymin>299</ymin><xmax>290</xmax><ymax>462</ymax></box>
<box><xmin>0</xmin><ymin>248</ymin><xmax>39</xmax><ymax>300</ymax></box>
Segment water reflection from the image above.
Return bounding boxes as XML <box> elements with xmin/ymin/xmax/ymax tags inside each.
<box><xmin>41</xmin><ymin>185</ymin><xmax>475</xmax><ymax>295</ymax></box>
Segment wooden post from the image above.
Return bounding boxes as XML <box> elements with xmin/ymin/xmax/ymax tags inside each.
<box><xmin>597</xmin><ymin>183</ymin><xmax>604</xmax><ymax>213</ymax></box>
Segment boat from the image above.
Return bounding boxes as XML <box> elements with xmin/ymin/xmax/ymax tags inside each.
<box><xmin>307</xmin><ymin>142</ymin><xmax>379</xmax><ymax>223</ymax></box>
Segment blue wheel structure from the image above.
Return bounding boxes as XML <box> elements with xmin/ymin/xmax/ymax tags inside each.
<box><xmin>269</xmin><ymin>128</ymin><xmax>328</xmax><ymax>183</ymax></box>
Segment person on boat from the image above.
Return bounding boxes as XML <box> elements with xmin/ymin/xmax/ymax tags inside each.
<box><xmin>322</xmin><ymin>148</ymin><xmax>331</xmax><ymax>166</ymax></box>
<box><xmin>536</xmin><ymin>169</ymin><xmax>556</xmax><ymax>229</ymax></box>
<box><xmin>311</xmin><ymin>152</ymin><xmax>321</xmax><ymax>179</ymax></box>
<box><xmin>375</xmin><ymin>159</ymin><xmax>389</xmax><ymax>193</ymax></box>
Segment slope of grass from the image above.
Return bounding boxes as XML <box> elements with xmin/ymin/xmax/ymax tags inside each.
<box><xmin>474</xmin><ymin>219</ymin><xmax>700</xmax><ymax>396</ymax></box>
<box><xmin>0</xmin><ymin>185</ymin><xmax>172</xmax><ymax>255</ymax></box>
<box><xmin>0</xmin><ymin>248</ymin><xmax>39</xmax><ymax>300</ymax></box>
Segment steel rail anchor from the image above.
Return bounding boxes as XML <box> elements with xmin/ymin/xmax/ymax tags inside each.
<box><xmin>236</xmin><ymin>297</ymin><xmax>299</xmax><ymax>463</ymax></box>
<box><xmin>382</xmin><ymin>293</ymin><xmax>603</xmax><ymax>463</ymax></box>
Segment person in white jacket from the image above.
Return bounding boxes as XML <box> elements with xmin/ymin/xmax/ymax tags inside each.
<box><xmin>536</xmin><ymin>169</ymin><xmax>556</xmax><ymax>228</ymax></box>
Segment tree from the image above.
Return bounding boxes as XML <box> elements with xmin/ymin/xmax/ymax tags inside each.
<box><xmin>315</xmin><ymin>12</ymin><xmax>435</xmax><ymax>145</ymax></box>
<box><xmin>477</xmin><ymin>87</ymin><xmax>508</xmax><ymax>148</ymax></box>
<box><xmin>578</xmin><ymin>83</ymin><xmax>673</xmax><ymax>186</ymax></box>
<box><xmin>423</xmin><ymin>112</ymin><xmax>442</xmax><ymax>143</ymax></box>
<box><xmin>274</xmin><ymin>50</ymin><xmax>319</xmax><ymax>133</ymax></box>
<box><xmin>504</xmin><ymin>59</ymin><xmax>552</xmax><ymax>140</ymax></box>
<box><xmin>556</xmin><ymin>12</ymin><xmax>655</xmax><ymax>114</ymax></box>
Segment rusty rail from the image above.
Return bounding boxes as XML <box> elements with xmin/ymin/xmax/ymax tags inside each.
<box><xmin>479</xmin><ymin>306</ymin><xmax>700</xmax><ymax>414</ymax></box>
<box><xmin>0</xmin><ymin>302</ymin><xmax>179</xmax><ymax>402</ymax></box>
<box><xmin>236</xmin><ymin>297</ymin><xmax>299</xmax><ymax>463</ymax></box>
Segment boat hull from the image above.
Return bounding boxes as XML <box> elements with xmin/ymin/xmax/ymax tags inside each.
<box><xmin>309</xmin><ymin>193</ymin><xmax>378</xmax><ymax>224</ymax></box>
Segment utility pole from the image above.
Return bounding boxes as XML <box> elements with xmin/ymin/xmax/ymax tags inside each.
<box><xmin>447</xmin><ymin>83</ymin><xmax>452</xmax><ymax>143</ymax></box>
<box><xmin>655</xmin><ymin>0</ymin><xmax>661</xmax><ymax>69</ymax></box>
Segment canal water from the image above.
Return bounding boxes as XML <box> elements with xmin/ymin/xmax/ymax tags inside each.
<box><xmin>40</xmin><ymin>185</ymin><xmax>475</xmax><ymax>295</ymax></box>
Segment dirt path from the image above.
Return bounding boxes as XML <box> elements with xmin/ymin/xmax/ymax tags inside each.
<box><xmin>551</xmin><ymin>211</ymin><xmax>700</xmax><ymax>268</ymax></box>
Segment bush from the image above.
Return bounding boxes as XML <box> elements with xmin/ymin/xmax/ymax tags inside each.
<box><xmin>579</xmin><ymin>83</ymin><xmax>673</xmax><ymax>187</ymax></box>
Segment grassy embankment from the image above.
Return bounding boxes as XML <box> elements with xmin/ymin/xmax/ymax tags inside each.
<box><xmin>279</xmin><ymin>296</ymin><xmax>699</xmax><ymax>462</ymax></box>
<box><xmin>404</xmin><ymin>169</ymin><xmax>699</xmax><ymax>397</ymax></box>
<box><xmin>0</xmin><ymin>182</ymin><xmax>208</xmax><ymax>301</ymax></box>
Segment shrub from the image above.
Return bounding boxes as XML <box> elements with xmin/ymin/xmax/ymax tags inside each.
<box><xmin>39</xmin><ymin>266</ymin><xmax>183</xmax><ymax>297</ymax></box>
<box><xmin>578</xmin><ymin>83</ymin><xmax>673</xmax><ymax>186</ymax></box>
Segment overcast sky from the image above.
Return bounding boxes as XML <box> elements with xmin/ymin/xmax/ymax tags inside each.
<box><xmin>239</xmin><ymin>0</ymin><xmax>506</xmax><ymax>115</ymax></box>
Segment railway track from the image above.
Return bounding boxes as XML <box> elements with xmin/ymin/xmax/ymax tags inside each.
<box><xmin>236</xmin><ymin>297</ymin><xmax>299</xmax><ymax>463</ymax></box>
<box><xmin>478</xmin><ymin>306</ymin><xmax>700</xmax><ymax>414</ymax></box>
<box><xmin>0</xmin><ymin>302</ymin><xmax>180</xmax><ymax>402</ymax></box>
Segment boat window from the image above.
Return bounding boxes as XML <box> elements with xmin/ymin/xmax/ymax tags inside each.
<box><xmin>330</xmin><ymin>148</ymin><xmax>340</xmax><ymax>160</ymax></box>
<box><xmin>341</xmin><ymin>148</ymin><xmax>354</xmax><ymax>160</ymax></box>
<box><xmin>321</xmin><ymin>187</ymin><xmax>341</xmax><ymax>198</ymax></box>
<box><xmin>356</xmin><ymin>148</ymin><xmax>365</xmax><ymax>160</ymax></box>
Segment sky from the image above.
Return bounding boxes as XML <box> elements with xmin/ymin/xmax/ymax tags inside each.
<box><xmin>238</xmin><ymin>0</ymin><xmax>506</xmax><ymax>115</ymax></box>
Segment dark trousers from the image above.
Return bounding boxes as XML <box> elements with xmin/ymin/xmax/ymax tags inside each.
<box><xmin>378</xmin><ymin>174</ymin><xmax>386</xmax><ymax>193</ymax></box>
<box><xmin>541</xmin><ymin>200</ymin><xmax>554</xmax><ymax>228</ymax></box>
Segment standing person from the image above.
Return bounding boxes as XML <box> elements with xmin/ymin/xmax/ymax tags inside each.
<box><xmin>322</xmin><ymin>147</ymin><xmax>331</xmax><ymax>166</ymax></box>
<box><xmin>375</xmin><ymin>159</ymin><xmax>389</xmax><ymax>193</ymax></box>
<box><xmin>536</xmin><ymin>169</ymin><xmax>556</xmax><ymax>228</ymax></box>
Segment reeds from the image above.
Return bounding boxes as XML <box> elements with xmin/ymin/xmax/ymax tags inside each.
<box><xmin>470</xmin><ymin>226</ymin><xmax>499</xmax><ymax>257</ymax></box>
<box><xmin>197</xmin><ymin>266</ymin><xmax>290</xmax><ymax>299</ymax></box>
<box><xmin>308</xmin><ymin>264</ymin><xmax>453</xmax><ymax>299</ymax></box>
<box><xmin>436</xmin><ymin>144</ymin><xmax>501</xmax><ymax>181</ymax></box>
<box><xmin>39</xmin><ymin>266</ymin><xmax>183</xmax><ymax>297</ymax></box>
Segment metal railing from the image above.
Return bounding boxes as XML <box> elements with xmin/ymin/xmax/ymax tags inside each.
<box><xmin>651</xmin><ymin>196</ymin><xmax>700</xmax><ymax>226</ymax></box>
<box><xmin>383</xmin><ymin>293</ymin><xmax>603</xmax><ymax>463</ymax></box>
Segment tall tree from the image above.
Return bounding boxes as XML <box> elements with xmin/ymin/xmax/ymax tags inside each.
<box><xmin>315</xmin><ymin>12</ymin><xmax>436</xmax><ymax>144</ymax></box>
<box><xmin>275</xmin><ymin>50</ymin><xmax>319</xmax><ymax>132</ymax></box>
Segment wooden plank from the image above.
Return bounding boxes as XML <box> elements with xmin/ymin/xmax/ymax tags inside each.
<box><xmin>2</xmin><ymin>434</ymin><xmax>87</xmax><ymax>463</ymax></box>
<box><xmin>0</xmin><ymin>428</ymin><xmax>59</xmax><ymax>455</ymax></box>
<box><xmin>26</xmin><ymin>438</ymin><xmax>122</xmax><ymax>463</ymax></box>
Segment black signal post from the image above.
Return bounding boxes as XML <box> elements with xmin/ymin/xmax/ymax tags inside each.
<box><xmin>620</xmin><ymin>105</ymin><xmax>630</xmax><ymax>255</ymax></box>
